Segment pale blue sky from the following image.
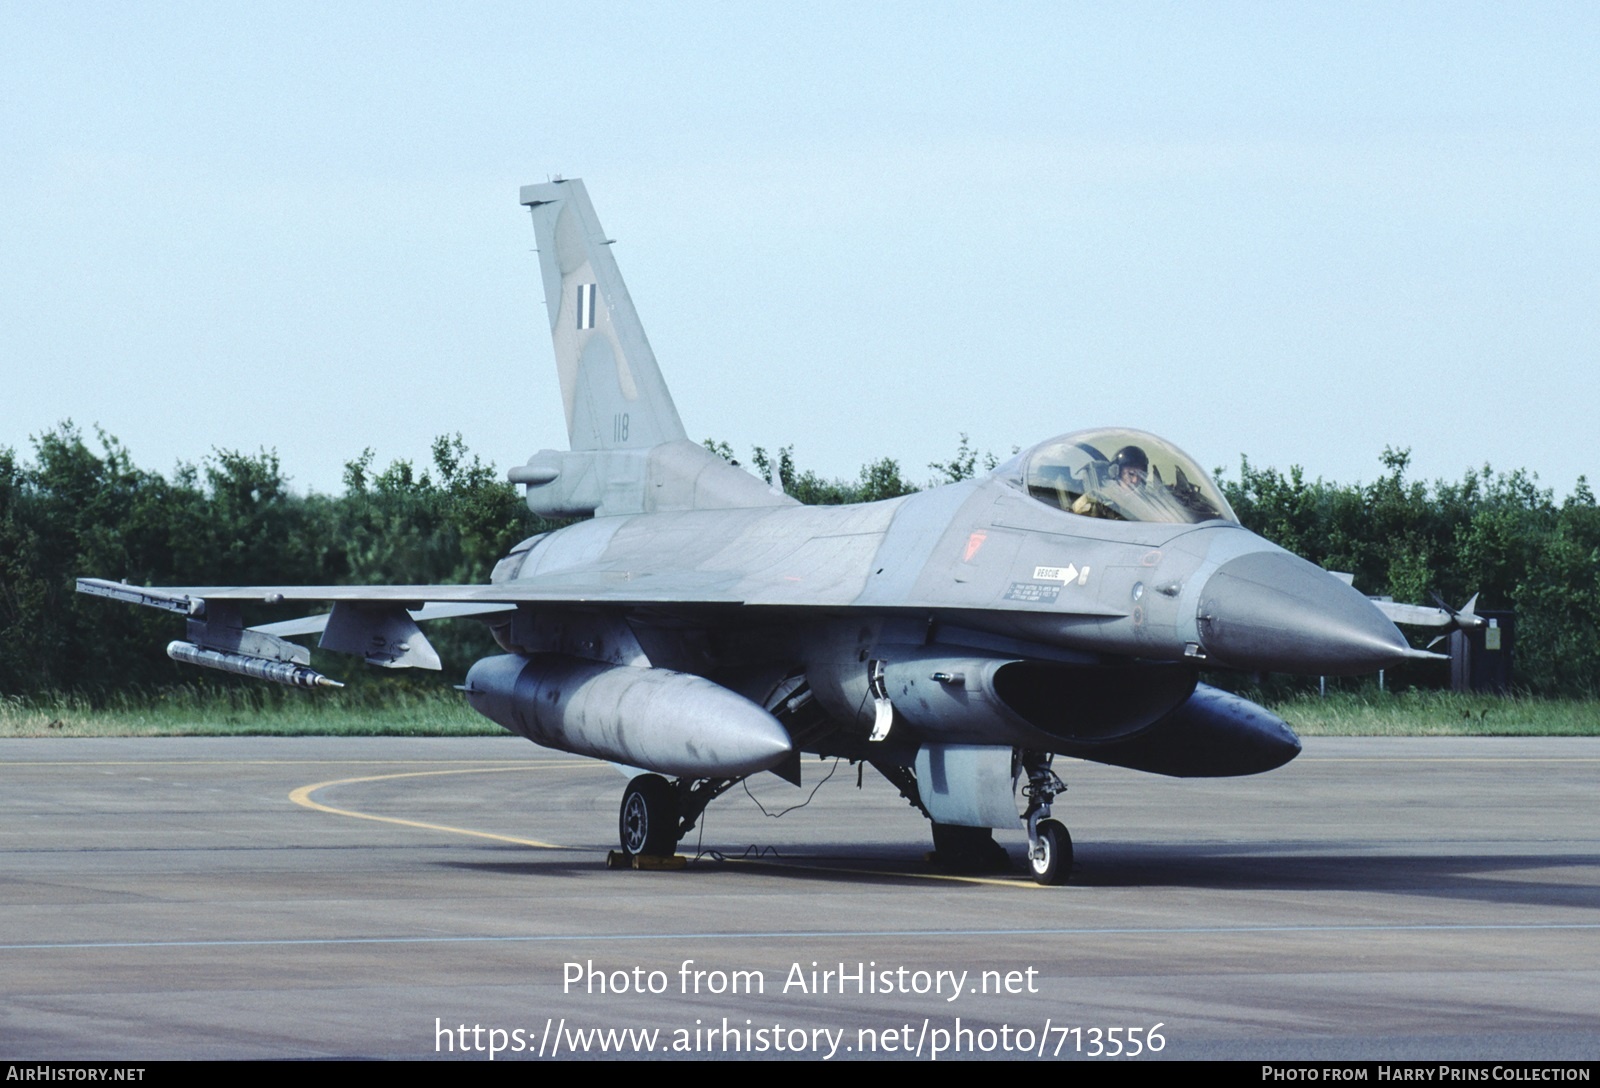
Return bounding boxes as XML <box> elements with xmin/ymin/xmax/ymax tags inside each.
<box><xmin>3</xmin><ymin>2</ymin><xmax>1596</xmax><ymax>497</ymax></box>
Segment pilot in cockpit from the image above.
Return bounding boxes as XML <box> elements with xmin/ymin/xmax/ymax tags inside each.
<box><xmin>1018</xmin><ymin>428</ymin><xmax>1234</xmax><ymax>525</ymax></box>
<box><xmin>1109</xmin><ymin>446</ymin><xmax>1148</xmax><ymax>489</ymax></box>
<box><xmin>1071</xmin><ymin>444</ymin><xmax>1149</xmax><ymax>519</ymax></box>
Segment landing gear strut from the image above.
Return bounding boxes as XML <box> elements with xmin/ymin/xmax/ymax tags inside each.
<box><xmin>1020</xmin><ymin>751</ymin><xmax>1072</xmax><ymax>885</ymax></box>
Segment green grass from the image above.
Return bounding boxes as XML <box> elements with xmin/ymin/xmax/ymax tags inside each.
<box><xmin>1271</xmin><ymin>690</ymin><xmax>1600</xmax><ymax>736</ymax></box>
<box><xmin>3</xmin><ymin>687</ymin><xmax>1597</xmax><ymax>739</ymax></box>
<box><xmin>0</xmin><ymin>686</ymin><xmax>500</xmax><ymax>738</ymax></box>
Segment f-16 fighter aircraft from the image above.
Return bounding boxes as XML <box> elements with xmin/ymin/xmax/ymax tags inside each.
<box><xmin>79</xmin><ymin>178</ymin><xmax>1446</xmax><ymax>884</ymax></box>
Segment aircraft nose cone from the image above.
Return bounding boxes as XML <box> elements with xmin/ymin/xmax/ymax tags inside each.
<box><xmin>1198</xmin><ymin>551</ymin><xmax>1413</xmax><ymax>675</ymax></box>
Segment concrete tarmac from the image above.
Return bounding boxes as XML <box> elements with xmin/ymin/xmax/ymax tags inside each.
<box><xmin>2</xmin><ymin>735</ymin><xmax>1596</xmax><ymax>1061</ymax></box>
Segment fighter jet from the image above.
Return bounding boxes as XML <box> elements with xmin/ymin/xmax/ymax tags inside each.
<box><xmin>78</xmin><ymin>178</ymin><xmax>1440</xmax><ymax>884</ymax></box>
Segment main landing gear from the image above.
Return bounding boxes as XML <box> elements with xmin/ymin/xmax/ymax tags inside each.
<box><xmin>614</xmin><ymin>773</ymin><xmax>741</xmax><ymax>864</ymax></box>
<box><xmin>613</xmin><ymin>756</ymin><xmax>1076</xmax><ymax>885</ymax></box>
<box><xmin>1021</xmin><ymin>751</ymin><xmax>1072</xmax><ymax>885</ymax></box>
<box><xmin>619</xmin><ymin>775</ymin><xmax>678</xmax><ymax>857</ymax></box>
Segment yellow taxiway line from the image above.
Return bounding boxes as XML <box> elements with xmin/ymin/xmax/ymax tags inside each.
<box><xmin>287</xmin><ymin>762</ymin><xmax>1043</xmax><ymax>888</ymax></box>
<box><xmin>289</xmin><ymin>762</ymin><xmax>601</xmax><ymax>849</ymax></box>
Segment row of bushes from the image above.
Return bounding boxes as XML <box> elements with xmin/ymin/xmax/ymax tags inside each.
<box><xmin>2</xmin><ymin>426</ymin><xmax>1595</xmax><ymax>698</ymax></box>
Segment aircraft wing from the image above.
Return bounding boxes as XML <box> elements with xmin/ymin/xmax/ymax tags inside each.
<box><xmin>78</xmin><ymin>565</ymin><xmax>1125</xmax><ymax>688</ymax></box>
<box><xmin>1324</xmin><ymin>574</ymin><xmax>1485</xmax><ymax>635</ymax></box>
<box><xmin>1368</xmin><ymin>593</ymin><xmax>1484</xmax><ymax>638</ymax></box>
<box><xmin>1369</xmin><ymin>600</ymin><xmax>1457</xmax><ymax>628</ymax></box>
<box><xmin>77</xmin><ymin>574</ymin><xmax>748</xmax><ymax>612</ymax></box>
<box><xmin>78</xmin><ymin>574</ymin><xmax>750</xmax><ymax>687</ymax></box>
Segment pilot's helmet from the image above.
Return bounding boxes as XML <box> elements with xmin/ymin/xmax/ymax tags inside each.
<box><xmin>1112</xmin><ymin>445</ymin><xmax>1149</xmax><ymax>485</ymax></box>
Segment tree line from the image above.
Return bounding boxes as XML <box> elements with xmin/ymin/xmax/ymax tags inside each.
<box><xmin>2</xmin><ymin>425</ymin><xmax>1596</xmax><ymax>699</ymax></box>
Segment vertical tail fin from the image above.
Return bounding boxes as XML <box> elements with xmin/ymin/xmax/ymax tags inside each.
<box><xmin>514</xmin><ymin>178</ymin><xmax>793</xmax><ymax>517</ymax></box>
<box><xmin>520</xmin><ymin>179</ymin><xmax>687</xmax><ymax>452</ymax></box>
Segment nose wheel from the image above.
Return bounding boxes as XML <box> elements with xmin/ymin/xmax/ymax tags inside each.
<box><xmin>1028</xmin><ymin>818</ymin><xmax>1072</xmax><ymax>885</ymax></box>
<box><xmin>1021</xmin><ymin>751</ymin><xmax>1072</xmax><ymax>885</ymax></box>
<box><xmin>619</xmin><ymin>774</ymin><xmax>679</xmax><ymax>857</ymax></box>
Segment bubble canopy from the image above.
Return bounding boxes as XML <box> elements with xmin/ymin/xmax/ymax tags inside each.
<box><xmin>996</xmin><ymin>428</ymin><xmax>1238</xmax><ymax>525</ymax></box>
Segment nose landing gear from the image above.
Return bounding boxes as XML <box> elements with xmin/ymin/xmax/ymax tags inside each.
<box><xmin>1021</xmin><ymin>752</ymin><xmax>1072</xmax><ymax>885</ymax></box>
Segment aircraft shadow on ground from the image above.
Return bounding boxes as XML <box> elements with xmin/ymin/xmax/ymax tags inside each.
<box><xmin>433</xmin><ymin>841</ymin><xmax>1600</xmax><ymax>905</ymax></box>
<box><xmin>436</xmin><ymin>841</ymin><xmax>974</xmax><ymax>889</ymax></box>
<box><xmin>1066</xmin><ymin>845</ymin><xmax>1600</xmax><ymax>907</ymax></box>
